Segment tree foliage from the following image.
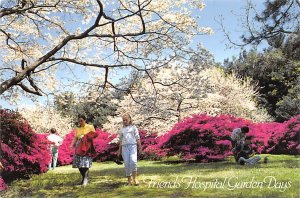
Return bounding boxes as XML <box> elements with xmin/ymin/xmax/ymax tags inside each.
<box><xmin>104</xmin><ymin>60</ymin><xmax>271</xmax><ymax>133</ymax></box>
<box><xmin>19</xmin><ymin>105</ymin><xmax>74</xmax><ymax>136</ymax></box>
<box><xmin>224</xmin><ymin>47</ymin><xmax>299</xmax><ymax>121</ymax></box>
<box><xmin>222</xmin><ymin>0</ymin><xmax>299</xmax><ymax>122</ymax></box>
<box><xmin>275</xmin><ymin>84</ymin><xmax>300</xmax><ymax>121</ymax></box>
<box><xmin>54</xmin><ymin>90</ymin><xmax>118</xmax><ymax>128</ymax></box>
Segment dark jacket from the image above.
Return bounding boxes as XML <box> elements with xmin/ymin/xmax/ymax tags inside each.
<box><xmin>236</xmin><ymin>143</ymin><xmax>253</xmax><ymax>159</ymax></box>
<box><xmin>75</xmin><ymin>132</ymin><xmax>98</xmax><ymax>157</ymax></box>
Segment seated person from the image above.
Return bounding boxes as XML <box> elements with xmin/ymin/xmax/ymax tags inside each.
<box><xmin>231</xmin><ymin>126</ymin><xmax>249</xmax><ymax>161</ymax></box>
<box><xmin>235</xmin><ymin>136</ymin><xmax>262</xmax><ymax>165</ymax></box>
<box><xmin>231</xmin><ymin>126</ymin><xmax>249</xmax><ymax>145</ymax></box>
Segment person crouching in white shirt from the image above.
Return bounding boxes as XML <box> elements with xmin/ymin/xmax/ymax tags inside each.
<box><xmin>231</xmin><ymin>126</ymin><xmax>249</xmax><ymax>162</ymax></box>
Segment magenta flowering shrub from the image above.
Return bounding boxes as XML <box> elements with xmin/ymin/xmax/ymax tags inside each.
<box><xmin>58</xmin><ymin>128</ymin><xmax>160</xmax><ymax>163</ymax></box>
<box><xmin>147</xmin><ymin>114</ymin><xmax>300</xmax><ymax>161</ymax></box>
<box><xmin>148</xmin><ymin>114</ymin><xmax>252</xmax><ymax>162</ymax></box>
<box><xmin>94</xmin><ymin>129</ymin><xmax>160</xmax><ymax>161</ymax></box>
<box><xmin>248</xmin><ymin>115</ymin><xmax>300</xmax><ymax>155</ymax></box>
<box><xmin>248</xmin><ymin>122</ymin><xmax>284</xmax><ymax>154</ymax></box>
<box><xmin>139</xmin><ymin>130</ymin><xmax>159</xmax><ymax>149</ymax></box>
<box><xmin>57</xmin><ymin>114</ymin><xmax>299</xmax><ymax>165</ymax></box>
<box><xmin>138</xmin><ymin>130</ymin><xmax>160</xmax><ymax>160</ymax></box>
<box><xmin>93</xmin><ymin>129</ymin><xmax>117</xmax><ymax>162</ymax></box>
<box><xmin>57</xmin><ymin>130</ymin><xmax>76</xmax><ymax>165</ymax></box>
<box><xmin>97</xmin><ymin>141</ymin><xmax>119</xmax><ymax>162</ymax></box>
<box><xmin>57</xmin><ymin>128</ymin><xmax>116</xmax><ymax>165</ymax></box>
<box><xmin>0</xmin><ymin>177</ymin><xmax>8</xmax><ymax>191</ymax></box>
<box><xmin>266</xmin><ymin>115</ymin><xmax>300</xmax><ymax>154</ymax></box>
<box><xmin>0</xmin><ymin>109</ymin><xmax>51</xmax><ymax>185</ymax></box>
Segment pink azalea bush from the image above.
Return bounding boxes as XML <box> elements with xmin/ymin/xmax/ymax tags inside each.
<box><xmin>248</xmin><ymin>115</ymin><xmax>299</xmax><ymax>155</ymax></box>
<box><xmin>94</xmin><ymin>129</ymin><xmax>159</xmax><ymax>161</ymax></box>
<box><xmin>0</xmin><ymin>109</ymin><xmax>51</xmax><ymax>190</ymax></box>
<box><xmin>248</xmin><ymin>122</ymin><xmax>284</xmax><ymax>154</ymax></box>
<box><xmin>93</xmin><ymin>129</ymin><xmax>117</xmax><ymax>162</ymax></box>
<box><xmin>138</xmin><ymin>130</ymin><xmax>160</xmax><ymax>160</ymax></box>
<box><xmin>267</xmin><ymin>115</ymin><xmax>300</xmax><ymax>154</ymax></box>
<box><xmin>145</xmin><ymin>114</ymin><xmax>251</xmax><ymax>162</ymax></box>
<box><xmin>57</xmin><ymin>130</ymin><xmax>76</xmax><ymax>165</ymax></box>
<box><xmin>92</xmin><ymin>129</ymin><xmax>160</xmax><ymax>162</ymax></box>
<box><xmin>58</xmin><ymin>128</ymin><xmax>159</xmax><ymax>163</ymax></box>
<box><xmin>145</xmin><ymin>114</ymin><xmax>299</xmax><ymax>162</ymax></box>
<box><xmin>0</xmin><ymin>177</ymin><xmax>8</xmax><ymax>191</ymax></box>
<box><xmin>57</xmin><ymin>128</ymin><xmax>116</xmax><ymax>165</ymax></box>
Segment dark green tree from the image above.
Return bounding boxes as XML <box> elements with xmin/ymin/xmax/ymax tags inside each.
<box><xmin>54</xmin><ymin>92</ymin><xmax>118</xmax><ymax>128</ymax></box>
<box><xmin>224</xmin><ymin>47</ymin><xmax>299</xmax><ymax>121</ymax></box>
<box><xmin>276</xmin><ymin>84</ymin><xmax>300</xmax><ymax>121</ymax></box>
<box><xmin>223</xmin><ymin>0</ymin><xmax>300</xmax><ymax>122</ymax></box>
<box><xmin>53</xmin><ymin>92</ymin><xmax>77</xmax><ymax>118</ymax></box>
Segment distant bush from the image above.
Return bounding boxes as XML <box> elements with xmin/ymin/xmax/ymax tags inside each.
<box><xmin>248</xmin><ymin>115</ymin><xmax>300</xmax><ymax>155</ymax></box>
<box><xmin>93</xmin><ymin>129</ymin><xmax>117</xmax><ymax>162</ymax></box>
<box><xmin>248</xmin><ymin>122</ymin><xmax>284</xmax><ymax>154</ymax></box>
<box><xmin>57</xmin><ymin>130</ymin><xmax>76</xmax><ymax>166</ymax></box>
<box><xmin>0</xmin><ymin>177</ymin><xmax>8</xmax><ymax>191</ymax></box>
<box><xmin>266</xmin><ymin>114</ymin><xmax>300</xmax><ymax>155</ymax></box>
<box><xmin>92</xmin><ymin>129</ymin><xmax>160</xmax><ymax>162</ymax></box>
<box><xmin>145</xmin><ymin>114</ymin><xmax>300</xmax><ymax>162</ymax></box>
<box><xmin>0</xmin><ymin>109</ymin><xmax>51</xmax><ymax>186</ymax></box>
<box><xmin>138</xmin><ymin>130</ymin><xmax>160</xmax><ymax>160</ymax></box>
<box><xmin>50</xmin><ymin>114</ymin><xmax>300</xmax><ymax>166</ymax></box>
<box><xmin>58</xmin><ymin>128</ymin><xmax>160</xmax><ymax>163</ymax></box>
<box><xmin>145</xmin><ymin>114</ymin><xmax>251</xmax><ymax>162</ymax></box>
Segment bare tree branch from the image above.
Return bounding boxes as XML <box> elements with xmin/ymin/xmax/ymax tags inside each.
<box><xmin>219</xmin><ymin>0</ymin><xmax>299</xmax><ymax>47</ymax></box>
<box><xmin>17</xmin><ymin>82</ymin><xmax>42</xmax><ymax>96</ymax></box>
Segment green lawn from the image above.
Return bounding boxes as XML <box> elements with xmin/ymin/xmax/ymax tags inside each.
<box><xmin>1</xmin><ymin>155</ymin><xmax>299</xmax><ymax>198</ymax></box>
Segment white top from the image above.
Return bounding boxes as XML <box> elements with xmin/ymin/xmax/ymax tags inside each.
<box><xmin>47</xmin><ymin>134</ymin><xmax>63</xmax><ymax>148</ymax></box>
<box><xmin>119</xmin><ymin>125</ymin><xmax>140</xmax><ymax>145</ymax></box>
<box><xmin>231</xmin><ymin>128</ymin><xmax>246</xmax><ymax>143</ymax></box>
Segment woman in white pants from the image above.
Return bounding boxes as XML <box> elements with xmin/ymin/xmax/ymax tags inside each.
<box><xmin>117</xmin><ymin>114</ymin><xmax>143</xmax><ymax>186</ymax></box>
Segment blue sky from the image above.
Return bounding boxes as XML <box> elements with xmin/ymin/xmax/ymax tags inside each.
<box><xmin>0</xmin><ymin>0</ymin><xmax>267</xmax><ymax>110</ymax></box>
<box><xmin>196</xmin><ymin>0</ymin><xmax>266</xmax><ymax>63</ymax></box>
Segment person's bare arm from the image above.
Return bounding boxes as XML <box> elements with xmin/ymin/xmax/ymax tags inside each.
<box><xmin>0</xmin><ymin>162</ymin><xmax>4</xmax><ymax>170</ymax></box>
<box><xmin>117</xmin><ymin>142</ymin><xmax>122</xmax><ymax>157</ymax></box>
<box><xmin>137</xmin><ymin>139</ymin><xmax>143</xmax><ymax>154</ymax></box>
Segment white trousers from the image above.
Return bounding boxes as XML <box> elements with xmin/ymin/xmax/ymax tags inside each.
<box><xmin>238</xmin><ymin>155</ymin><xmax>261</xmax><ymax>165</ymax></box>
<box><xmin>122</xmin><ymin>144</ymin><xmax>138</xmax><ymax>176</ymax></box>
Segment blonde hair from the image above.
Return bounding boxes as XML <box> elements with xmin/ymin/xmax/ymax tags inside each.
<box><xmin>122</xmin><ymin>113</ymin><xmax>133</xmax><ymax>126</ymax></box>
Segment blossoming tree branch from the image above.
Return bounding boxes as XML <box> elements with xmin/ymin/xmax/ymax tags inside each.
<box><xmin>0</xmin><ymin>0</ymin><xmax>212</xmax><ymax>103</ymax></box>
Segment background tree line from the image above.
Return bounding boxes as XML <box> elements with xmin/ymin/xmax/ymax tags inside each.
<box><xmin>223</xmin><ymin>0</ymin><xmax>299</xmax><ymax>122</ymax></box>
